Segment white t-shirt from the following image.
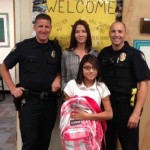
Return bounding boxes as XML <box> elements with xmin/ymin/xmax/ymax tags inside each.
<box><xmin>64</xmin><ymin>79</ymin><xmax>110</xmax><ymax>106</ymax></box>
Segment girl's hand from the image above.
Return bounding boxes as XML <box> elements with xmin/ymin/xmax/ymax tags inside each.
<box><xmin>71</xmin><ymin>109</ymin><xmax>89</xmax><ymax>120</ymax></box>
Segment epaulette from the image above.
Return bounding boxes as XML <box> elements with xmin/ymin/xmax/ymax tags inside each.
<box><xmin>50</xmin><ymin>38</ymin><xmax>61</xmax><ymax>51</ymax></box>
<box><xmin>130</xmin><ymin>46</ymin><xmax>137</xmax><ymax>51</ymax></box>
<box><xmin>10</xmin><ymin>38</ymin><xmax>34</xmax><ymax>52</ymax></box>
<box><xmin>129</xmin><ymin>46</ymin><xmax>144</xmax><ymax>58</ymax></box>
<box><xmin>16</xmin><ymin>38</ymin><xmax>34</xmax><ymax>47</ymax></box>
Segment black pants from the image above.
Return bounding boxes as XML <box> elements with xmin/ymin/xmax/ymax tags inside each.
<box><xmin>19</xmin><ymin>94</ymin><xmax>57</xmax><ymax>150</ymax></box>
<box><xmin>106</xmin><ymin>103</ymin><xmax>139</xmax><ymax>150</ymax></box>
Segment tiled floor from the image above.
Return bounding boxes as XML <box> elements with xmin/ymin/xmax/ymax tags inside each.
<box><xmin>0</xmin><ymin>94</ymin><xmax>16</xmax><ymax>150</ymax></box>
<box><xmin>49</xmin><ymin>99</ymin><xmax>61</xmax><ymax>150</ymax></box>
<box><xmin>0</xmin><ymin>94</ymin><xmax>62</xmax><ymax>150</ymax></box>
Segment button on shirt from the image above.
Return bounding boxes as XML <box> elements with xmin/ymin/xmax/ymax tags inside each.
<box><xmin>64</xmin><ymin>79</ymin><xmax>110</xmax><ymax>106</ymax></box>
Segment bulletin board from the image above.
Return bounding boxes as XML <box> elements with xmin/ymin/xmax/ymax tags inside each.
<box><xmin>32</xmin><ymin>0</ymin><xmax>120</xmax><ymax>51</ymax></box>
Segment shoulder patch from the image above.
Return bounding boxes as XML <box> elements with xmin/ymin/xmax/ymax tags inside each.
<box><xmin>140</xmin><ymin>52</ymin><xmax>146</xmax><ymax>61</ymax></box>
<box><xmin>11</xmin><ymin>46</ymin><xmax>17</xmax><ymax>52</ymax></box>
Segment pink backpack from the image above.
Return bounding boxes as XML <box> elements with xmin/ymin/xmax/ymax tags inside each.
<box><xmin>60</xmin><ymin>96</ymin><xmax>107</xmax><ymax>150</ymax></box>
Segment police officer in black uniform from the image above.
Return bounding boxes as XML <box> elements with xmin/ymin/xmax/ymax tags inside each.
<box><xmin>0</xmin><ymin>14</ymin><xmax>62</xmax><ymax>150</ymax></box>
<box><xmin>98</xmin><ymin>21</ymin><xmax>150</xmax><ymax>150</ymax></box>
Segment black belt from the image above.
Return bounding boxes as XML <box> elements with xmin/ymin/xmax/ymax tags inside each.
<box><xmin>111</xmin><ymin>96</ymin><xmax>131</xmax><ymax>104</ymax></box>
<box><xmin>24</xmin><ymin>90</ymin><xmax>52</xmax><ymax>100</ymax></box>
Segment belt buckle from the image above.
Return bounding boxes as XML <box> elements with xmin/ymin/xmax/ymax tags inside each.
<box><xmin>40</xmin><ymin>92</ymin><xmax>49</xmax><ymax>100</ymax></box>
<box><xmin>40</xmin><ymin>92</ymin><xmax>45</xmax><ymax>100</ymax></box>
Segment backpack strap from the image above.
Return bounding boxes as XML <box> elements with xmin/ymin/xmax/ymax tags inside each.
<box><xmin>83</xmin><ymin>96</ymin><xmax>107</xmax><ymax>150</ymax></box>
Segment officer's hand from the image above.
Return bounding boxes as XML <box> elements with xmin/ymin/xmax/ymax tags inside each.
<box><xmin>51</xmin><ymin>75</ymin><xmax>61</xmax><ymax>92</ymax></box>
<box><xmin>11</xmin><ymin>87</ymin><xmax>25</xmax><ymax>98</ymax></box>
<box><xmin>127</xmin><ymin>113</ymin><xmax>140</xmax><ymax>128</ymax></box>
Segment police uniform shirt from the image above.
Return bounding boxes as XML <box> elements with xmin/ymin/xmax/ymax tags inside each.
<box><xmin>4</xmin><ymin>37</ymin><xmax>62</xmax><ymax>91</ymax></box>
<box><xmin>98</xmin><ymin>41</ymin><xmax>150</xmax><ymax>94</ymax></box>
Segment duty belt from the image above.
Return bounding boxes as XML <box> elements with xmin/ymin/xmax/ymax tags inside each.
<box><xmin>13</xmin><ymin>89</ymin><xmax>56</xmax><ymax>111</ymax></box>
<box><xmin>24</xmin><ymin>90</ymin><xmax>52</xmax><ymax>100</ymax></box>
<box><xmin>111</xmin><ymin>95</ymin><xmax>131</xmax><ymax>104</ymax></box>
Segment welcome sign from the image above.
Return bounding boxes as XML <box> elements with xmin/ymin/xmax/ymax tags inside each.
<box><xmin>33</xmin><ymin>0</ymin><xmax>117</xmax><ymax>51</ymax></box>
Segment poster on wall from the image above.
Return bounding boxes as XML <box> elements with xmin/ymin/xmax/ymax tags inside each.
<box><xmin>115</xmin><ymin>0</ymin><xmax>123</xmax><ymax>21</ymax></box>
<box><xmin>32</xmin><ymin>0</ymin><xmax>123</xmax><ymax>51</ymax></box>
<box><xmin>0</xmin><ymin>13</ymin><xmax>10</xmax><ymax>47</ymax></box>
<box><xmin>134</xmin><ymin>40</ymin><xmax>150</xmax><ymax>69</ymax></box>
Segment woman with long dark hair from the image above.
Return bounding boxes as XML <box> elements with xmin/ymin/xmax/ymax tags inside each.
<box><xmin>61</xmin><ymin>19</ymin><xmax>99</xmax><ymax>91</ymax></box>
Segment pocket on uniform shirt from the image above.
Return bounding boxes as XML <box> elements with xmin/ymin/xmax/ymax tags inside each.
<box><xmin>47</xmin><ymin>58</ymin><xmax>60</xmax><ymax>74</ymax></box>
<box><xmin>25</xmin><ymin>56</ymin><xmax>41</xmax><ymax>73</ymax></box>
<box><xmin>115</xmin><ymin>62</ymin><xmax>129</xmax><ymax>78</ymax></box>
<box><xmin>47</xmin><ymin>57</ymin><xmax>58</xmax><ymax>65</ymax></box>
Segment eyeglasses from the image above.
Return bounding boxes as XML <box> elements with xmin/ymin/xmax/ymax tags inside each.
<box><xmin>83</xmin><ymin>66</ymin><xmax>97</xmax><ymax>71</ymax></box>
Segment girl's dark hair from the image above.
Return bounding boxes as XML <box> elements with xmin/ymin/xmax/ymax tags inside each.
<box><xmin>67</xmin><ymin>19</ymin><xmax>92</xmax><ymax>52</ymax></box>
<box><xmin>76</xmin><ymin>54</ymin><xmax>101</xmax><ymax>84</ymax></box>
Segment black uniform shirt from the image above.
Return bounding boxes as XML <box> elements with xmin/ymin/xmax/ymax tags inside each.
<box><xmin>4</xmin><ymin>37</ymin><xmax>62</xmax><ymax>91</ymax></box>
<box><xmin>98</xmin><ymin>41</ymin><xmax>150</xmax><ymax>95</ymax></box>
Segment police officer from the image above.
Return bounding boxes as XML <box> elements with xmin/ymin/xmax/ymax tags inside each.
<box><xmin>0</xmin><ymin>14</ymin><xmax>62</xmax><ymax>150</ymax></box>
<box><xmin>98</xmin><ymin>21</ymin><xmax>150</xmax><ymax>150</ymax></box>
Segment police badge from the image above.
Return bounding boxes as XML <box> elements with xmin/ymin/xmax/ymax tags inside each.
<box><xmin>119</xmin><ymin>52</ymin><xmax>126</xmax><ymax>61</ymax></box>
<box><xmin>51</xmin><ymin>50</ymin><xmax>55</xmax><ymax>58</ymax></box>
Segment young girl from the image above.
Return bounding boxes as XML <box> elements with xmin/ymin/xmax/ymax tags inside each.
<box><xmin>60</xmin><ymin>54</ymin><xmax>113</xmax><ymax>150</ymax></box>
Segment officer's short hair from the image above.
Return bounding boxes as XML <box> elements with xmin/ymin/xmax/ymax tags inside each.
<box><xmin>110</xmin><ymin>21</ymin><xmax>126</xmax><ymax>31</ymax></box>
<box><xmin>34</xmin><ymin>13</ymin><xmax>52</xmax><ymax>24</ymax></box>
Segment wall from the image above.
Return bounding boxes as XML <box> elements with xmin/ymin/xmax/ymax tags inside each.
<box><xmin>14</xmin><ymin>0</ymin><xmax>32</xmax><ymax>42</ymax></box>
<box><xmin>14</xmin><ymin>1</ymin><xmax>32</xmax><ymax>150</ymax></box>
<box><xmin>14</xmin><ymin>0</ymin><xmax>32</xmax><ymax>85</ymax></box>
<box><xmin>122</xmin><ymin>0</ymin><xmax>150</xmax><ymax>150</ymax></box>
<box><xmin>0</xmin><ymin>0</ymin><xmax>15</xmax><ymax>89</ymax></box>
<box><xmin>123</xmin><ymin>0</ymin><xmax>150</xmax><ymax>45</ymax></box>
